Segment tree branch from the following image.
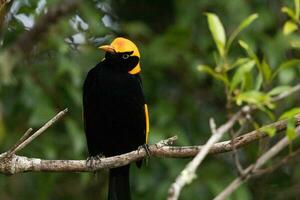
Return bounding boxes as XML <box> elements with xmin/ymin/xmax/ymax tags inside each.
<box><xmin>253</xmin><ymin>147</ymin><xmax>300</xmax><ymax>176</ymax></box>
<box><xmin>0</xmin><ymin>112</ymin><xmax>299</xmax><ymax>175</ymax></box>
<box><xmin>12</xmin><ymin>108</ymin><xmax>68</xmax><ymax>153</ymax></box>
<box><xmin>271</xmin><ymin>83</ymin><xmax>300</xmax><ymax>101</ymax></box>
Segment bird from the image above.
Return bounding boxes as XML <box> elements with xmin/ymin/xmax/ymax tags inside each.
<box><xmin>82</xmin><ymin>37</ymin><xmax>149</xmax><ymax>200</ymax></box>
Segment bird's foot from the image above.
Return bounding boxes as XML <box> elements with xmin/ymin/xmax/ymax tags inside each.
<box><xmin>138</xmin><ymin>144</ymin><xmax>151</xmax><ymax>158</ymax></box>
<box><xmin>86</xmin><ymin>154</ymin><xmax>105</xmax><ymax>170</ymax></box>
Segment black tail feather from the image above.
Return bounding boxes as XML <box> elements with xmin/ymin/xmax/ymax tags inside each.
<box><xmin>108</xmin><ymin>165</ymin><xmax>131</xmax><ymax>200</ymax></box>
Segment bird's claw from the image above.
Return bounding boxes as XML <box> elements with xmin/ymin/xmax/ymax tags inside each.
<box><xmin>138</xmin><ymin>144</ymin><xmax>151</xmax><ymax>158</ymax></box>
<box><xmin>86</xmin><ymin>154</ymin><xmax>105</xmax><ymax>170</ymax></box>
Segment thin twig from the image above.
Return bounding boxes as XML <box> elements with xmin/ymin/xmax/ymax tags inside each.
<box><xmin>209</xmin><ymin>118</ymin><xmax>217</xmax><ymax>134</ymax></box>
<box><xmin>253</xmin><ymin>147</ymin><xmax>300</xmax><ymax>177</ymax></box>
<box><xmin>229</xmin><ymin>122</ymin><xmax>247</xmax><ymax>175</ymax></box>
<box><xmin>12</xmin><ymin>108</ymin><xmax>68</xmax><ymax>153</ymax></box>
<box><xmin>155</xmin><ymin>136</ymin><xmax>178</xmax><ymax>148</ymax></box>
<box><xmin>6</xmin><ymin>128</ymin><xmax>33</xmax><ymax>156</ymax></box>
<box><xmin>271</xmin><ymin>84</ymin><xmax>300</xmax><ymax>101</ymax></box>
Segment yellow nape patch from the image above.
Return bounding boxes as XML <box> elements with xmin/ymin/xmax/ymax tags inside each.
<box><xmin>144</xmin><ymin>104</ymin><xmax>150</xmax><ymax>144</ymax></box>
<box><xmin>129</xmin><ymin>63</ymin><xmax>141</xmax><ymax>75</ymax></box>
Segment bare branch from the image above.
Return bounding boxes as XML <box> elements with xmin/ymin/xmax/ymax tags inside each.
<box><xmin>13</xmin><ymin>108</ymin><xmax>68</xmax><ymax>153</ymax></box>
<box><xmin>209</xmin><ymin>118</ymin><xmax>217</xmax><ymax>134</ymax></box>
<box><xmin>143</xmin><ymin>114</ymin><xmax>299</xmax><ymax>158</ymax></box>
<box><xmin>253</xmin><ymin>148</ymin><xmax>300</xmax><ymax>176</ymax></box>
<box><xmin>229</xmin><ymin>121</ymin><xmax>248</xmax><ymax>175</ymax></box>
<box><xmin>0</xmin><ymin>136</ymin><xmax>177</xmax><ymax>175</ymax></box>
<box><xmin>271</xmin><ymin>83</ymin><xmax>300</xmax><ymax>101</ymax></box>
<box><xmin>0</xmin><ymin>114</ymin><xmax>299</xmax><ymax>177</ymax></box>
<box><xmin>6</xmin><ymin>128</ymin><xmax>33</xmax><ymax>157</ymax></box>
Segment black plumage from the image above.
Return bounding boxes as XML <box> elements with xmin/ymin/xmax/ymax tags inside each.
<box><xmin>83</xmin><ymin>49</ymin><xmax>147</xmax><ymax>200</ymax></box>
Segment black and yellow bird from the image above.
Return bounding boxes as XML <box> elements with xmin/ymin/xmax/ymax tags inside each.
<box><xmin>83</xmin><ymin>37</ymin><xmax>149</xmax><ymax>200</ymax></box>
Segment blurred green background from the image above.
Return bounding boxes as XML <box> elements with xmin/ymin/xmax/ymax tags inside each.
<box><xmin>0</xmin><ymin>0</ymin><xmax>300</xmax><ymax>199</ymax></box>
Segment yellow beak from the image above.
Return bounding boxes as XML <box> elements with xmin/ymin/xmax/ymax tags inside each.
<box><xmin>98</xmin><ymin>45</ymin><xmax>116</xmax><ymax>53</ymax></box>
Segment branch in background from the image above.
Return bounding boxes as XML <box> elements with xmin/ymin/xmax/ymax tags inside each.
<box><xmin>167</xmin><ymin>106</ymin><xmax>250</xmax><ymax>200</ymax></box>
<box><xmin>213</xmin><ymin>126</ymin><xmax>300</xmax><ymax>200</ymax></box>
<box><xmin>253</xmin><ymin>148</ymin><xmax>300</xmax><ymax>177</ymax></box>
<box><xmin>1</xmin><ymin>108</ymin><xmax>67</xmax><ymax>159</ymax></box>
<box><xmin>10</xmin><ymin>109</ymin><xmax>67</xmax><ymax>154</ymax></box>
<box><xmin>9</xmin><ymin>0</ymin><xmax>80</xmax><ymax>54</ymax></box>
<box><xmin>6</xmin><ymin>128</ymin><xmax>33</xmax><ymax>157</ymax></box>
<box><xmin>0</xmin><ymin>112</ymin><xmax>299</xmax><ymax>175</ymax></box>
<box><xmin>229</xmin><ymin>120</ymin><xmax>248</xmax><ymax>175</ymax></box>
<box><xmin>271</xmin><ymin>83</ymin><xmax>300</xmax><ymax>101</ymax></box>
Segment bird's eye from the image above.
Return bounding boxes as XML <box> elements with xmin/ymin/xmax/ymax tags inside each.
<box><xmin>122</xmin><ymin>54</ymin><xmax>130</xmax><ymax>59</ymax></box>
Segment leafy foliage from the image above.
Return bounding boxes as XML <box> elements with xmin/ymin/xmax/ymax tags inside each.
<box><xmin>0</xmin><ymin>0</ymin><xmax>300</xmax><ymax>200</ymax></box>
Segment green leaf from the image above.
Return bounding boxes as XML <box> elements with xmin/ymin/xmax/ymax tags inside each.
<box><xmin>281</xmin><ymin>6</ymin><xmax>297</xmax><ymax>21</ymax></box>
<box><xmin>261</xmin><ymin>58</ymin><xmax>272</xmax><ymax>81</ymax></box>
<box><xmin>255</xmin><ymin>73</ymin><xmax>263</xmax><ymax>91</ymax></box>
<box><xmin>261</xmin><ymin>126</ymin><xmax>276</xmax><ymax>137</ymax></box>
<box><xmin>244</xmin><ymin>71</ymin><xmax>254</xmax><ymax>92</ymax></box>
<box><xmin>228</xmin><ymin>58</ymin><xmax>251</xmax><ymax>71</ymax></box>
<box><xmin>227</xmin><ymin>13</ymin><xmax>258</xmax><ymax>50</ymax></box>
<box><xmin>283</xmin><ymin>20</ymin><xmax>298</xmax><ymax>35</ymax></box>
<box><xmin>279</xmin><ymin>107</ymin><xmax>300</xmax><ymax>120</ymax></box>
<box><xmin>287</xmin><ymin>118</ymin><xmax>296</xmax><ymax>141</ymax></box>
<box><xmin>206</xmin><ymin>13</ymin><xmax>226</xmax><ymax>57</ymax></box>
<box><xmin>230</xmin><ymin>60</ymin><xmax>255</xmax><ymax>92</ymax></box>
<box><xmin>239</xmin><ymin>40</ymin><xmax>273</xmax><ymax>84</ymax></box>
<box><xmin>290</xmin><ymin>38</ymin><xmax>300</xmax><ymax>48</ymax></box>
<box><xmin>197</xmin><ymin>64</ymin><xmax>229</xmax><ymax>85</ymax></box>
<box><xmin>238</xmin><ymin>40</ymin><xmax>250</xmax><ymax>52</ymax></box>
<box><xmin>235</xmin><ymin>90</ymin><xmax>274</xmax><ymax>109</ymax></box>
<box><xmin>0</xmin><ymin>51</ymin><xmax>16</xmax><ymax>84</ymax></box>
<box><xmin>268</xmin><ymin>85</ymin><xmax>292</xmax><ymax>96</ymax></box>
<box><xmin>272</xmin><ymin>59</ymin><xmax>300</xmax><ymax>79</ymax></box>
<box><xmin>238</xmin><ymin>40</ymin><xmax>259</xmax><ymax>63</ymax></box>
<box><xmin>279</xmin><ymin>68</ymin><xmax>296</xmax><ymax>84</ymax></box>
<box><xmin>295</xmin><ymin>0</ymin><xmax>300</xmax><ymax>20</ymax></box>
<box><xmin>258</xmin><ymin>105</ymin><xmax>276</xmax><ymax>120</ymax></box>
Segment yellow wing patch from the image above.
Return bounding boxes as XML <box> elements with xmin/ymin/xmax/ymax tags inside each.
<box><xmin>144</xmin><ymin>104</ymin><xmax>150</xmax><ymax>144</ymax></box>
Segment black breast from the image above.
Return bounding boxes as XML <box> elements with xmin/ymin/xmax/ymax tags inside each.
<box><xmin>83</xmin><ymin>62</ymin><xmax>146</xmax><ymax>157</ymax></box>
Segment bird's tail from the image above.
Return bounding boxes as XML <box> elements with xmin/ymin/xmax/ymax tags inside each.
<box><xmin>108</xmin><ymin>165</ymin><xmax>131</xmax><ymax>200</ymax></box>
